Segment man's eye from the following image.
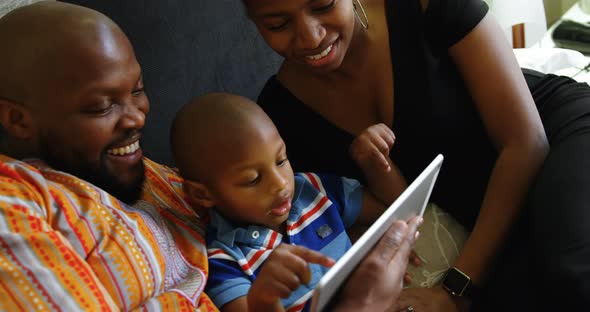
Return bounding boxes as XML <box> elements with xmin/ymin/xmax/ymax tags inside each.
<box><xmin>313</xmin><ymin>0</ymin><xmax>336</xmax><ymax>13</ymax></box>
<box><xmin>132</xmin><ymin>87</ymin><xmax>145</xmax><ymax>97</ymax></box>
<box><xmin>86</xmin><ymin>104</ymin><xmax>114</xmax><ymax>116</ymax></box>
<box><xmin>268</xmin><ymin>21</ymin><xmax>288</xmax><ymax>32</ymax></box>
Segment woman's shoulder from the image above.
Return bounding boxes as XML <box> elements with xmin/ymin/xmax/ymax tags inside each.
<box><xmin>366</xmin><ymin>0</ymin><xmax>427</xmax><ymax>12</ymax></box>
<box><xmin>257</xmin><ymin>75</ymin><xmax>282</xmax><ymax>103</ymax></box>
<box><xmin>257</xmin><ymin>74</ymin><xmax>305</xmax><ymax>118</ymax></box>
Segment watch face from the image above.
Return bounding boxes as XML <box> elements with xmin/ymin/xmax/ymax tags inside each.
<box><xmin>443</xmin><ymin>268</ymin><xmax>470</xmax><ymax>296</ymax></box>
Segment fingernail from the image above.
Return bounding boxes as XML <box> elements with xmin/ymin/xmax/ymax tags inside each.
<box><xmin>414</xmin><ymin>231</ymin><xmax>420</xmax><ymax>241</ymax></box>
<box><xmin>417</xmin><ymin>217</ymin><xmax>424</xmax><ymax>226</ymax></box>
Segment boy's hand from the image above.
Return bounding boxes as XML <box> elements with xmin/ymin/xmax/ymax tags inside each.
<box><xmin>247</xmin><ymin>244</ymin><xmax>335</xmax><ymax>311</ymax></box>
<box><xmin>350</xmin><ymin>123</ymin><xmax>395</xmax><ymax>172</ymax></box>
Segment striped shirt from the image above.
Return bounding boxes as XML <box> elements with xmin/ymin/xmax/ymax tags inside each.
<box><xmin>0</xmin><ymin>155</ymin><xmax>217</xmax><ymax>311</ymax></box>
<box><xmin>206</xmin><ymin>173</ymin><xmax>362</xmax><ymax>311</ymax></box>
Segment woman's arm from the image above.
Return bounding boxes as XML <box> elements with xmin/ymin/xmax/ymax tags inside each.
<box><xmin>397</xmin><ymin>10</ymin><xmax>548</xmax><ymax>312</ymax></box>
<box><xmin>447</xmin><ymin>11</ymin><xmax>548</xmax><ymax>288</ymax></box>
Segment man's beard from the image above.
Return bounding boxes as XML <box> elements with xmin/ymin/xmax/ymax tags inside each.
<box><xmin>38</xmin><ymin>136</ymin><xmax>145</xmax><ymax>205</ymax></box>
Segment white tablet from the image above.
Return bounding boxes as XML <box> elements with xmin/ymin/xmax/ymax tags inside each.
<box><xmin>309</xmin><ymin>154</ymin><xmax>444</xmax><ymax>312</ymax></box>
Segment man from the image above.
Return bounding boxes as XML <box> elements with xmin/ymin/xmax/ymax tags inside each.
<box><xmin>0</xmin><ymin>2</ymin><xmax>418</xmax><ymax>311</ymax></box>
<box><xmin>0</xmin><ymin>2</ymin><xmax>216</xmax><ymax>310</ymax></box>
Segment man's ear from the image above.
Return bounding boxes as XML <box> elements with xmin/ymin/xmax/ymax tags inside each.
<box><xmin>0</xmin><ymin>98</ymin><xmax>34</xmax><ymax>139</ymax></box>
<box><xmin>183</xmin><ymin>180</ymin><xmax>216</xmax><ymax>208</ymax></box>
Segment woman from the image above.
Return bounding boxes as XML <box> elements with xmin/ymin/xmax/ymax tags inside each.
<box><xmin>243</xmin><ymin>0</ymin><xmax>590</xmax><ymax>310</ymax></box>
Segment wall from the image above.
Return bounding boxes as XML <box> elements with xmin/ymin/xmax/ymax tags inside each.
<box><xmin>0</xmin><ymin>0</ymin><xmax>581</xmax><ymax>26</ymax></box>
<box><xmin>545</xmin><ymin>0</ymin><xmax>577</xmax><ymax>25</ymax></box>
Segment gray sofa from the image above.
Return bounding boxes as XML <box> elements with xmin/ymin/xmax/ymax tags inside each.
<box><xmin>62</xmin><ymin>0</ymin><xmax>282</xmax><ymax>166</ymax></box>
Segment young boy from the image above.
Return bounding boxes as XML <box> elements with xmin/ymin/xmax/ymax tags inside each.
<box><xmin>170</xmin><ymin>93</ymin><xmax>404</xmax><ymax>312</ymax></box>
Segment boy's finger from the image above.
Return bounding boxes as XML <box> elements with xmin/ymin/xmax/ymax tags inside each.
<box><xmin>375</xmin><ymin>124</ymin><xmax>396</xmax><ymax>147</ymax></box>
<box><xmin>372</xmin><ymin>135</ymin><xmax>390</xmax><ymax>154</ymax></box>
<box><xmin>292</xmin><ymin>245</ymin><xmax>336</xmax><ymax>268</ymax></box>
<box><xmin>385</xmin><ymin>126</ymin><xmax>396</xmax><ymax>142</ymax></box>
<box><xmin>372</xmin><ymin>149</ymin><xmax>391</xmax><ymax>171</ymax></box>
<box><xmin>289</xmin><ymin>246</ymin><xmax>335</xmax><ymax>285</ymax></box>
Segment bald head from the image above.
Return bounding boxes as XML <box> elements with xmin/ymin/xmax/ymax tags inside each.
<box><xmin>0</xmin><ymin>1</ymin><xmax>130</xmax><ymax>106</ymax></box>
<box><xmin>171</xmin><ymin>93</ymin><xmax>278</xmax><ymax>182</ymax></box>
<box><xmin>0</xmin><ymin>2</ymin><xmax>148</xmax><ymax>204</ymax></box>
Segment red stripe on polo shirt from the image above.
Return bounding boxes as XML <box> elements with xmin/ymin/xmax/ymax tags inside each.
<box><xmin>286</xmin><ymin>196</ymin><xmax>328</xmax><ymax>232</ymax></box>
<box><xmin>241</xmin><ymin>250</ymin><xmax>265</xmax><ymax>272</ymax></box>
<box><xmin>286</xmin><ymin>302</ymin><xmax>305</xmax><ymax>312</ymax></box>
<box><xmin>266</xmin><ymin>231</ymin><xmax>278</xmax><ymax>249</ymax></box>
<box><xmin>208</xmin><ymin>249</ymin><xmax>225</xmax><ymax>257</ymax></box>
<box><xmin>304</xmin><ymin>173</ymin><xmax>320</xmax><ymax>191</ymax></box>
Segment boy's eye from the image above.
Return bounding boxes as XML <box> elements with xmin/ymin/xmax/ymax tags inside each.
<box><xmin>247</xmin><ymin>175</ymin><xmax>261</xmax><ymax>186</ymax></box>
<box><xmin>277</xmin><ymin>158</ymin><xmax>288</xmax><ymax>167</ymax></box>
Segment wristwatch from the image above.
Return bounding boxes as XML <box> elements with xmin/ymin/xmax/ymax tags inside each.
<box><xmin>441</xmin><ymin>267</ymin><xmax>480</xmax><ymax>299</ymax></box>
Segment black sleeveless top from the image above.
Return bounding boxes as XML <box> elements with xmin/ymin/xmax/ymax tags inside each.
<box><xmin>257</xmin><ymin>0</ymin><xmax>521</xmax><ymax>228</ymax></box>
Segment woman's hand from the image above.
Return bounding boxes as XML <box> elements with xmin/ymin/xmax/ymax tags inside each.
<box><xmin>350</xmin><ymin>123</ymin><xmax>396</xmax><ymax>172</ymax></box>
<box><xmin>394</xmin><ymin>286</ymin><xmax>469</xmax><ymax>312</ymax></box>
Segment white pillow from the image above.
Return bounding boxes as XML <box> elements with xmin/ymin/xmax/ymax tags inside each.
<box><xmin>514</xmin><ymin>47</ymin><xmax>588</xmax><ymax>77</ymax></box>
<box><xmin>405</xmin><ymin>203</ymin><xmax>469</xmax><ymax>288</ymax></box>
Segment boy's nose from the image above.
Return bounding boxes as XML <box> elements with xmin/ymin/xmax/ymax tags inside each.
<box><xmin>271</xmin><ymin>171</ymin><xmax>288</xmax><ymax>194</ymax></box>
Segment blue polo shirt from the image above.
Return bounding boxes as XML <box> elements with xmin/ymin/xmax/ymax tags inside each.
<box><xmin>205</xmin><ymin>172</ymin><xmax>363</xmax><ymax>311</ymax></box>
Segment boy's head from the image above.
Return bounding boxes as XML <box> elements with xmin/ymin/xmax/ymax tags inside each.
<box><xmin>171</xmin><ymin>93</ymin><xmax>294</xmax><ymax>230</ymax></box>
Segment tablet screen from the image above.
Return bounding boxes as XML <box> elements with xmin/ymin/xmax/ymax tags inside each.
<box><xmin>309</xmin><ymin>154</ymin><xmax>444</xmax><ymax>312</ymax></box>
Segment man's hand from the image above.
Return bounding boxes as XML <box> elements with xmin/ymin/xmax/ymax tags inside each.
<box><xmin>404</xmin><ymin>250</ymin><xmax>424</xmax><ymax>285</ymax></box>
<box><xmin>333</xmin><ymin>217</ymin><xmax>423</xmax><ymax>312</ymax></box>
<box><xmin>350</xmin><ymin>123</ymin><xmax>396</xmax><ymax>172</ymax></box>
<box><xmin>247</xmin><ymin>244</ymin><xmax>335</xmax><ymax>312</ymax></box>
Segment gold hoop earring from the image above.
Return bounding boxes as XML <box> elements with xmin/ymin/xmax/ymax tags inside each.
<box><xmin>353</xmin><ymin>0</ymin><xmax>369</xmax><ymax>30</ymax></box>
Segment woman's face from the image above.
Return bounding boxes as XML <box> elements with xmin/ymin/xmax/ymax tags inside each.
<box><xmin>245</xmin><ymin>0</ymin><xmax>356</xmax><ymax>72</ymax></box>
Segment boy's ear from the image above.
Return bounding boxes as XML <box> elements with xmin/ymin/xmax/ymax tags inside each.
<box><xmin>183</xmin><ymin>180</ymin><xmax>215</xmax><ymax>208</ymax></box>
<box><xmin>0</xmin><ymin>99</ymin><xmax>34</xmax><ymax>140</ymax></box>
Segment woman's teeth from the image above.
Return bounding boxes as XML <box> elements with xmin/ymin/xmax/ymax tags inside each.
<box><xmin>306</xmin><ymin>44</ymin><xmax>333</xmax><ymax>60</ymax></box>
<box><xmin>108</xmin><ymin>141</ymin><xmax>140</xmax><ymax>156</ymax></box>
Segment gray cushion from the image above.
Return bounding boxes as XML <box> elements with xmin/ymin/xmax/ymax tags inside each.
<box><xmin>61</xmin><ymin>0</ymin><xmax>282</xmax><ymax>166</ymax></box>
